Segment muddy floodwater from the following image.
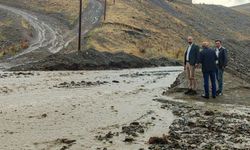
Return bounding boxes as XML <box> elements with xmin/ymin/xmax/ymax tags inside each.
<box><xmin>0</xmin><ymin>67</ymin><xmax>183</xmax><ymax>149</ymax></box>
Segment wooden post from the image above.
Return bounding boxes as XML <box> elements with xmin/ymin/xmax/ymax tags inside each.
<box><xmin>78</xmin><ymin>0</ymin><xmax>83</xmax><ymax>52</ymax></box>
<box><xmin>104</xmin><ymin>0</ymin><xmax>107</xmax><ymax>20</ymax></box>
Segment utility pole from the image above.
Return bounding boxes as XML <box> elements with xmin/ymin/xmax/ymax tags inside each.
<box><xmin>78</xmin><ymin>0</ymin><xmax>83</xmax><ymax>52</ymax></box>
<box><xmin>104</xmin><ymin>0</ymin><xmax>107</xmax><ymax>20</ymax></box>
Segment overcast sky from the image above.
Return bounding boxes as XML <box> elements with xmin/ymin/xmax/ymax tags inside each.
<box><xmin>192</xmin><ymin>0</ymin><xmax>250</xmax><ymax>7</ymax></box>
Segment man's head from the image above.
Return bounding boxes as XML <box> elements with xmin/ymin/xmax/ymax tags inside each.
<box><xmin>202</xmin><ymin>42</ymin><xmax>209</xmax><ymax>48</ymax></box>
<box><xmin>187</xmin><ymin>36</ymin><xmax>193</xmax><ymax>44</ymax></box>
<box><xmin>215</xmin><ymin>40</ymin><xmax>222</xmax><ymax>48</ymax></box>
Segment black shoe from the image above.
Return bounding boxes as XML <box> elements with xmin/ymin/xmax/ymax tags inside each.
<box><xmin>184</xmin><ymin>89</ymin><xmax>192</xmax><ymax>95</ymax></box>
<box><xmin>216</xmin><ymin>92</ymin><xmax>223</xmax><ymax>96</ymax></box>
<box><xmin>201</xmin><ymin>94</ymin><xmax>209</xmax><ymax>99</ymax></box>
<box><xmin>212</xmin><ymin>96</ymin><xmax>216</xmax><ymax>99</ymax></box>
<box><xmin>189</xmin><ymin>90</ymin><xmax>198</xmax><ymax>95</ymax></box>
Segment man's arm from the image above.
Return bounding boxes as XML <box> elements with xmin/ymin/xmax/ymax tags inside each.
<box><xmin>214</xmin><ymin>50</ymin><xmax>218</xmax><ymax>61</ymax></box>
<box><xmin>224</xmin><ymin>48</ymin><xmax>228</xmax><ymax>67</ymax></box>
<box><xmin>195</xmin><ymin>45</ymin><xmax>200</xmax><ymax>67</ymax></box>
<box><xmin>198</xmin><ymin>50</ymin><xmax>203</xmax><ymax>64</ymax></box>
<box><xmin>184</xmin><ymin>51</ymin><xmax>187</xmax><ymax>69</ymax></box>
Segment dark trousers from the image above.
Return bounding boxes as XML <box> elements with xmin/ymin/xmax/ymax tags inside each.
<box><xmin>216</xmin><ymin>67</ymin><xmax>224</xmax><ymax>93</ymax></box>
<box><xmin>203</xmin><ymin>71</ymin><xmax>217</xmax><ymax>97</ymax></box>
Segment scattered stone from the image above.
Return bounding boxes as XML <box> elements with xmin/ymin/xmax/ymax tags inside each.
<box><xmin>124</xmin><ymin>136</ymin><xmax>134</xmax><ymax>143</ymax></box>
<box><xmin>54</xmin><ymin>80</ymin><xmax>108</xmax><ymax>88</ymax></box>
<box><xmin>204</xmin><ymin>110</ymin><xmax>215</xmax><ymax>116</ymax></box>
<box><xmin>122</xmin><ymin>122</ymin><xmax>145</xmax><ymax>136</ymax></box>
<box><xmin>149</xmin><ymin>99</ymin><xmax>250</xmax><ymax>149</ymax></box>
<box><xmin>112</xmin><ymin>80</ymin><xmax>119</xmax><ymax>83</ymax></box>
<box><xmin>148</xmin><ymin>135</ymin><xmax>168</xmax><ymax>144</ymax></box>
<box><xmin>41</xmin><ymin>113</ymin><xmax>47</xmax><ymax>118</ymax></box>
<box><xmin>96</xmin><ymin>131</ymin><xmax>118</xmax><ymax>141</ymax></box>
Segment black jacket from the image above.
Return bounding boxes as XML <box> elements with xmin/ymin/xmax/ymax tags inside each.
<box><xmin>199</xmin><ymin>47</ymin><xmax>218</xmax><ymax>72</ymax></box>
<box><xmin>217</xmin><ymin>47</ymin><xmax>228</xmax><ymax>69</ymax></box>
<box><xmin>184</xmin><ymin>44</ymin><xmax>200</xmax><ymax>66</ymax></box>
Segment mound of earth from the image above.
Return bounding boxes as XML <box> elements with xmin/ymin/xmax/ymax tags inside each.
<box><xmin>8</xmin><ymin>49</ymin><xmax>181</xmax><ymax>71</ymax></box>
<box><xmin>164</xmin><ymin>70</ymin><xmax>250</xmax><ymax>106</ymax></box>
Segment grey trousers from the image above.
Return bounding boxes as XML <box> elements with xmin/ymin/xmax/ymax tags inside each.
<box><xmin>216</xmin><ymin>67</ymin><xmax>224</xmax><ymax>93</ymax></box>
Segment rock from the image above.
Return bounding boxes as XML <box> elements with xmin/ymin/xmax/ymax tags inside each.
<box><xmin>204</xmin><ymin>110</ymin><xmax>215</xmax><ymax>116</ymax></box>
<box><xmin>41</xmin><ymin>113</ymin><xmax>47</xmax><ymax>118</ymax></box>
<box><xmin>148</xmin><ymin>136</ymin><xmax>168</xmax><ymax>144</ymax></box>
<box><xmin>124</xmin><ymin>137</ymin><xmax>134</xmax><ymax>143</ymax></box>
<box><xmin>112</xmin><ymin>80</ymin><xmax>119</xmax><ymax>83</ymax></box>
<box><xmin>130</xmin><ymin>122</ymin><xmax>140</xmax><ymax>126</ymax></box>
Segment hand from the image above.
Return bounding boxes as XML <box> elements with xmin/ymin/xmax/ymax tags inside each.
<box><xmin>195</xmin><ymin>64</ymin><xmax>200</xmax><ymax>69</ymax></box>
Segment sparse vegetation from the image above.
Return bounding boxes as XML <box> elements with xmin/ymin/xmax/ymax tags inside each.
<box><xmin>0</xmin><ymin>10</ymin><xmax>31</xmax><ymax>58</ymax></box>
<box><xmin>232</xmin><ymin>3</ymin><xmax>250</xmax><ymax>16</ymax></box>
<box><xmin>0</xmin><ymin>0</ymin><xmax>89</xmax><ymax>26</ymax></box>
<box><xmin>86</xmin><ymin>0</ymin><xmax>208</xmax><ymax>59</ymax></box>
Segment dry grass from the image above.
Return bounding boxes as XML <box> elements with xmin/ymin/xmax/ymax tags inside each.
<box><xmin>0</xmin><ymin>0</ymin><xmax>88</xmax><ymax>25</ymax></box>
<box><xmin>86</xmin><ymin>0</ymin><xmax>207</xmax><ymax>60</ymax></box>
<box><xmin>232</xmin><ymin>3</ymin><xmax>250</xmax><ymax>16</ymax></box>
<box><xmin>0</xmin><ymin>12</ymin><xmax>31</xmax><ymax>58</ymax></box>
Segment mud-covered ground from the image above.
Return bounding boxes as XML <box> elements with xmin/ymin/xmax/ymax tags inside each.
<box><xmin>148</xmin><ymin>99</ymin><xmax>250</xmax><ymax>149</ymax></box>
<box><xmin>1</xmin><ymin>67</ymin><xmax>250</xmax><ymax>150</ymax></box>
<box><xmin>165</xmin><ymin>69</ymin><xmax>250</xmax><ymax>106</ymax></box>
<box><xmin>0</xmin><ymin>67</ymin><xmax>182</xmax><ymax>150</ymax></box>
<box><xmin>7</xmin><ymin>49</ymin><xmax>181</xmax><ymax>71</ymax></box>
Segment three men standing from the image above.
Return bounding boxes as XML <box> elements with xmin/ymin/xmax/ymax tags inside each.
<box><xmin>183</xmin><ymin>36</ymin><xmax>228</xmax><ymax>99</ymax></box>
<box><xmin>184</xmin><ymin>36</ymin><xmax>200</xmax><ymax>95</ymax></box>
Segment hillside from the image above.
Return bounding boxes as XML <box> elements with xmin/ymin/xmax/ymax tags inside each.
<box><xmin>0</xmin><ymin>8</ymin><xmax>32</xmax><ymax>57</ymax></box>
<box><xmin>0</xmin><ymin>0</ymin><xmax>250</xmax><ymax>80</ymax></box>
<box><xmin>85</xmin><ymin>0</ymin><xmax>250</xmax><ymax>79</ymax></box>
<box><xmin>0</xmin><ymin>0</ymin><xmax>88</xmax><ymax>27</ymax></box>
<box><xmin>232</xmin><ymin>3</ymin><xmax>250</xmax><ymax>16</ymax></box>
<box><xmin>0</xmin><ymin>0</ymin><xmax>94</xmax><ymax>59</ymax></box>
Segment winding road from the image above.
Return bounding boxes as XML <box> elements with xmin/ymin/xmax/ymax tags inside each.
<box><xmin>0</xmin><ymin>4</ymin><xmax>64</xmax><ymax>56</ymax></box>
<box><xmin>0</xmin><ymin>0</ymin><xmax>103</xmax><ymax>69</ymax></box>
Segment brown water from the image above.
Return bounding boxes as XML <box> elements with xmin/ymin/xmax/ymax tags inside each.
<box><xmin>0</xmin><ymin>67</ymin><xmax>182</xmax><ymax>150</ymax></box>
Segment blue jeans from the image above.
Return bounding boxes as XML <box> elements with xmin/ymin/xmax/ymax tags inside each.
<box><xmin>203</xmin><ymin>71</ymin><xmax>217</xmax><ymax>97</ymax></box>
<box><xmin>216</xmin><ymin>67</ymin><xmax>224</xmax><ymax>93</ymax></box>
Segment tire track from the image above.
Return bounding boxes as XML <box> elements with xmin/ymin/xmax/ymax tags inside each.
<box><xmin>0</xmin><ymin>0</ymin><xmax>103</xmax><ymax>70</ymax></box>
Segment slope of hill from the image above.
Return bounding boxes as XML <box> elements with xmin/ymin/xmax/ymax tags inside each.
<box><xmin>0</xmin><ymin>0</ymin><xmax>89</xmax><ymax>27</ymax></box>
<box><xmin>86</xmin><ymin>0</ymin><xmax>250</xmax><ymax>79</ymax></box>
<box><xmin>0</xmin><ymin>9</ymin><xmax>32</xmax><ymax>57</ymax></box>
<box><xmin>0</xmin><ymin>0</ymin><xmax>249</xmax><ymax>80</ymax></box>
<box><xmin>232</xmin><ymin>3</ymin><xmax>250</xmax><ymax>16</ymax></box>
<box><xmin>0</xmin><ymin>0</ymin><xmax>101</xmax><ymax>60</ymax></box>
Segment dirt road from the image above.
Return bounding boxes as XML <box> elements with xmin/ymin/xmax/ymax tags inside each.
<box><xmin>0</xmin><ymin>0</ymin><xmax>104</xmax><ymax>69</ymax></box>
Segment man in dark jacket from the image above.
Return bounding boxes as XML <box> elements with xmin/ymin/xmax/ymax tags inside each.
<box><xmin>199</xmin><ymin>42</ymin><xmax>217</xmax><ymax>99</ymax></box>
<box><xmin>214</xmin><ymin>40</ymin><xmax>228</xmax><ymax>96</ymax></box>
<box><xmin>184</xmin><ymin>36</ymin><xmax>200</xmax><ymax>95</ymax></box>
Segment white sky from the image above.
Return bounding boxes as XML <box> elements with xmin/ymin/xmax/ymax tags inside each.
<box><xmin>192</xmin><ymin>0</ymin><xmax>250</xmax><ymax>7</ymax></box>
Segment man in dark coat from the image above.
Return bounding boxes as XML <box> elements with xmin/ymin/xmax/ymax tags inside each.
<box><xmin>214</xmin><ymin>40</ymin><xmax>228</xmax><ymax>96</ymax></box>
<box><xmin>184</xmin><ymin>36</ymin><xmax>200</xmax><ymax>95</ymax></box>
<box><xmin>199</xmin><ymin>42</ymin><xmax>217</xmax><ymax>99</ymax></box>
